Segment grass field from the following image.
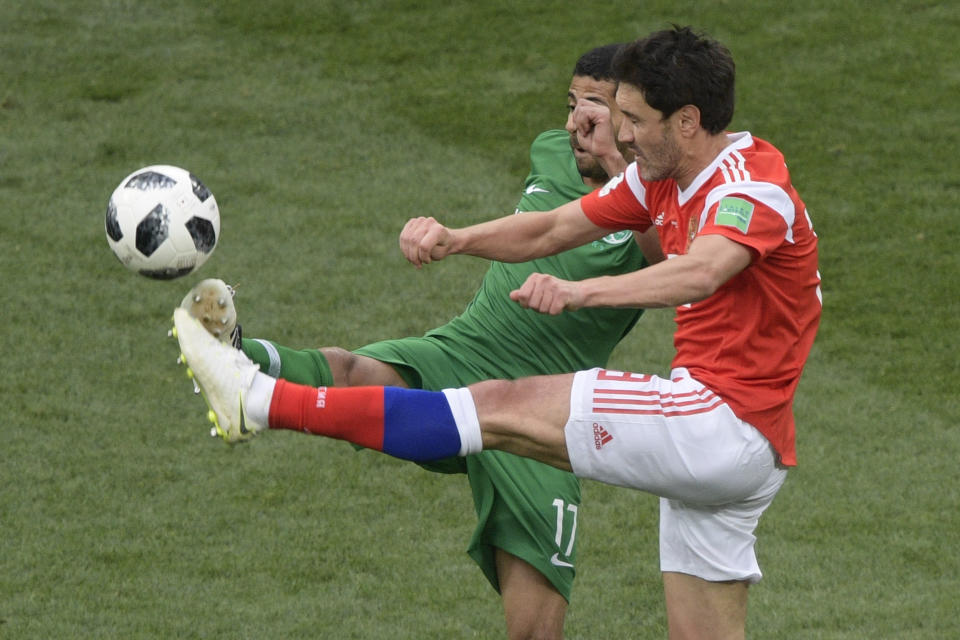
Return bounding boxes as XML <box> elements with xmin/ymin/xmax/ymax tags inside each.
<box><xmin>2</xmin><ymin>0</ymin><xmax>958</xmax><ymax>638</ymax></box>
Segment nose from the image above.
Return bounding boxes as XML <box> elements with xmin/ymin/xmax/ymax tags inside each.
<box><xmin>564</xmin><ymin>109</ymin><xmax>576</xmax><ymax>134</ymax></box>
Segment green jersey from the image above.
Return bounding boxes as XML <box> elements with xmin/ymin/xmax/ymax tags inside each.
<box><xmin>424</xmin><ymin>129</ymin><xmax>646</xmax><ymax>376</ymax></box>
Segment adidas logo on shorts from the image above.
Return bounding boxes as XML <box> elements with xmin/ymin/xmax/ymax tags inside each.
<box><xmin>593</xmin><ymin>423</ymin><xmax>613</xmax><ymax>450</ymax></box>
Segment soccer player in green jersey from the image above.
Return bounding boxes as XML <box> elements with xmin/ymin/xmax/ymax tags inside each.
<box><xmin>182</xmin><ymin>44</ymin><xmax>662</xmax><ymax>639</ymax></box>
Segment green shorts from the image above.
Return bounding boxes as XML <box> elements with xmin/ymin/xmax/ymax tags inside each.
<box><xmin>353</xmin><ymin>335</ymin><xmax>580</xmax><ymax>600</ymax></box>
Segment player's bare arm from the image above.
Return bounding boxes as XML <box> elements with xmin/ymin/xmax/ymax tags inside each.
<box><xmin>400</xmin><ymin>199</ymin><xmax>611</xmax><ymax>267</ymax></box>
<box><xmin>511</xmin><ymin>234</ymin><xmax>752</xmax><ymax>314</ymax></box>
<box><xmin>636</xmin><ymin>227</ymin><xmax>666</xmax><ymax>265</ymax></box>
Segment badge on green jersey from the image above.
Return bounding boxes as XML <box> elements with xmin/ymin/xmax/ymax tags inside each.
<box><xmin>599</xmin><ymin>230</ymin><xmax>633</xmax><ymax>246</ymax></box>
<box><xmin>715</xmin><ymin>197</ymin><xmax>754</xmax><ymax>233</ymax></box>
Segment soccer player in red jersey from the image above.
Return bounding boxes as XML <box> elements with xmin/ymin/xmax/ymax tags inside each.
<box><xmin>176</xmin><ymin>25</ymin><xmax>820</xmax><ymax>639</ymax></box>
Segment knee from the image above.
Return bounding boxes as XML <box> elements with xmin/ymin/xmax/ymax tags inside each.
<box><xmin>318</xmin><ymin>346</ymin><xmax>356</xmax><ymax>385</ymax></box>
<box><xmin>467</xmin><ymin>377</ymin><xmax>573</xmax><ymax>470</ymax></box>
<box><xmin>470</xmin><ymin>378</ymin><xmax>517</xmax><ymax>404</ymax></box>
<box><xmin>504</xmin><ymin>601</ymin><xmax>566</xmax><ymax>640</ymax></box>
<box><xmin>468</xmin><ymin>379</ymin><xmax>529</xmax><ymax>438</ymax></box>
<box><xmin>506</xmin><ymin>618</ymin><xmax>564</xmax><ymax>640</ymax></box>
<box><xmin>469</xmin><ymin>376</ymin><xmax>571</xmax><ymax>415</ymax></box>
<box><xmin>319</xmin><ymin>347</ymin><xmax>408</xmax><ymax>387</ymax></box>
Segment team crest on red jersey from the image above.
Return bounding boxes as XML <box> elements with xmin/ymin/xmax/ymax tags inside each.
<box><xmin>685</xmin><ymin>215</ymin><xmax>698</xmax><ymax>252</ymax></box>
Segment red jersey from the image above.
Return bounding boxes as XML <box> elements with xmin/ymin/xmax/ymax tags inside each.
<box><xmin>580</xmin><ymin>132</ymin><xmax>821</xmax><ymax>465</ymax></box>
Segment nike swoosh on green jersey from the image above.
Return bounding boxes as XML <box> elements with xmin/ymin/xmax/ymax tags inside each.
<box><xmin>550</xmin><ymin>553</ymin><xmax>574</xmax><ymax>568</ymax></box>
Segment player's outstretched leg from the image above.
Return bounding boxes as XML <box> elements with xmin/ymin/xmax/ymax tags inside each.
<box><xmin>172</xmin><ymin>307</ymin><xmax>266</xmax><ymax>442</ymax></box>
<box><xmin>173</xmin><ymin>305</ymin><xmax>482</xmax><ymax>459</ymax></box>
<box><xmin>179</xmin><ymin>278</ymin><xmax>240</xmax><ymax>346</ymax></box>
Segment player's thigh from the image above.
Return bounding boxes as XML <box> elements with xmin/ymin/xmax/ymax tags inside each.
<box><xmin>496</xmin><ymin>549</ymin><xmax>567</xmax><ymax>640</ymax></box>
<box><xmin>662</xmin><ymin>572</ymin><xmax>747</xmax><ymax>640</ymax></box>
<box><xmin>659</xmin><ymin>465</ymin><xmax>786</xmax><ymax>583</ymax></box>
<box><xmin>469</xmin><ymin>374</ymin><xmax>575</xmax><ymax>471</ymax></box>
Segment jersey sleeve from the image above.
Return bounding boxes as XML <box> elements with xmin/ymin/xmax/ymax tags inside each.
<box><xmin>699</xmin><ymin>187</ymin><xmax>795</xmax><ymax>259</ymax></box>
<box><xmin>580</xmin><ymin>164</ymin><xmax>652</xmax><ymax>232</ymax></box>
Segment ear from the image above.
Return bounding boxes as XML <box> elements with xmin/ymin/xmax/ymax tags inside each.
<box><xmin>675</xmin><ymin>105</ymin><xmax>702</xmax><ymax>137</ymax></box>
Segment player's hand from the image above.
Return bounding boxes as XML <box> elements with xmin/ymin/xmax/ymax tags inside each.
<box><xmin>400</xmin><ymin>216</ymin><xmax>454</xmax><ymax>268</ymax></box>
<box><xmin>572</xmin><ymin>98</ymin><xmax>617</xmax><ymax>159</ymax></box>
<box><xmin>510</xmin><ymin>273</ymin><xmax>584</xmax><ymax>315</ymax></box>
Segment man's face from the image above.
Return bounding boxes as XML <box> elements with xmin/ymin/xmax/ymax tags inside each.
<box><xmin>565</xmin><ymin>75</ymin><xmax>630</xmax><ymax>181</ymax></box>
<box><xmin>615</xmin><ymin>83</ymin><xmax>682</xmax><ymax>183</ymax></box>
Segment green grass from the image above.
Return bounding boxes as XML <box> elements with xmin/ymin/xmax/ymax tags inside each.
<box><xmin>2</xmin><ymin>0</ymin><xmax>958</xmax><ymax>637</ymax></box>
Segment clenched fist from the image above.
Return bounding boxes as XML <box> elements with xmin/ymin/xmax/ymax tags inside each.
<box><xmin>399</xmin><ymin>216</ymin><xmax>455</xmax><ymax>267</ymax></box>
<box><xmin>509</xmin><ymin>272</ymin><xmax>584</xmax><ymax>315</ymax></box>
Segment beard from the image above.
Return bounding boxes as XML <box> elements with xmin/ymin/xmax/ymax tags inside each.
<box><xmin>572</xmin><ymin>135</ymin><xmax>633</xmax><ymax>182</ymax></box>
<box><xmin>636</xmin><ymin>127</ymin><xmax>682</xmax><ymax>182</ymax></box>
<box><xmin>577</xmin><ymin>157</ymin><xmax>610</xmax><ymax>182</ymax></box>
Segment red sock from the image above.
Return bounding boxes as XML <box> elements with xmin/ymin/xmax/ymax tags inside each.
<box><xmin>269</xmin><ymin>379</ymin><xmax>385</xmax><ymax>450</ymax></box>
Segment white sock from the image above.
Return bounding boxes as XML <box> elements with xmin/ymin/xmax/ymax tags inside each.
<box><xmin>441</xmin><ymin>387</ymin><xmax>483</xmax><ymax>456</ymax></box>
<box><xmin>245</xmin><ymin>372</ymin><xmax>276</xmax><ymax>431</ymax></box>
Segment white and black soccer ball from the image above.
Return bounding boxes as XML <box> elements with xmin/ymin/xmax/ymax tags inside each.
<box><xmin>105</xmin><ymin>165</ymin><xmax>220</xmax><ymax>280</ymax></box>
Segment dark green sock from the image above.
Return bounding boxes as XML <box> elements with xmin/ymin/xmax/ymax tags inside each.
<box><xmin>240</xmin><ymin>338</ymin><xmax>335</xmax><ymax>386</ymax></box>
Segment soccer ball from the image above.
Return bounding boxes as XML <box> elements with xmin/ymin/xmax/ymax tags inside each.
<box><xmin>105</xmin><ymin>165</ymin><xmax>220</xmax><ymax>280</ymax></box>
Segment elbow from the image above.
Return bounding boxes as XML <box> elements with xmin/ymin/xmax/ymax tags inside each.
<box><xmin>686</xmin><ymin>267</ymin><xmax>727</xmax><ymax>303</ymax></box>
<box><xmin>682</xmin><ymin>243</ymin><xmax>752</xmax><ymax>303</ymax></box>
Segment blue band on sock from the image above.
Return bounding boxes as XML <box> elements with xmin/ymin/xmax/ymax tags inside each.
<box><xmin>382</xmin><ymin>388</ymin><xmax>462</xmax><ymax>462</ymax></box>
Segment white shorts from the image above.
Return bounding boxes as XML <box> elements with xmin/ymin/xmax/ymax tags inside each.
<box><xmin>565</xmin><ymin>368</ymin><xmax>787</xmax><ymax>583</ymax></box>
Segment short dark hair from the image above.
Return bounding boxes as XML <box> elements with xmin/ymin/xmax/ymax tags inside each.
<box><xmin>612</xmin><ymin>26</ymin><xmax>735</xmax><ymax>134</ymax></box>
<box><xmin>573</xmin><ymin>43</ymin><xmax>625</xmax><ymax>82</ymax></box>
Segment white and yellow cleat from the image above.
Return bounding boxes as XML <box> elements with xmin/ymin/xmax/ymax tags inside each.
<box><xmin>172</xmin><ymin>307</ymin><xmax>264</xmax><ymax>443</ymax></box>
<box><xmin>178</xmin><ymin>278</ymin><xmax>239</xmax><ymax>345</ymax></box>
